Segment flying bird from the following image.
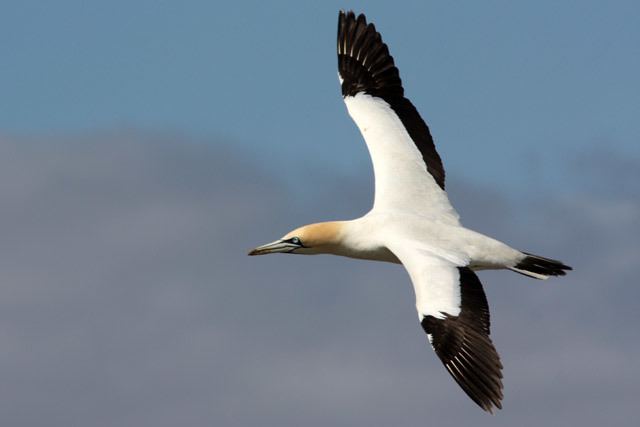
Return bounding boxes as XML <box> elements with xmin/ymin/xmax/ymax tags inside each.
<box><xmin>249</xmin><ymin>11</ymin><xmax>571</xmax><ymax>412</ymax></box>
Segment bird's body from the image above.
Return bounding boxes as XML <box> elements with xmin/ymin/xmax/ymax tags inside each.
<box><xmin>249</xmin><ymin>11</ymin><xmax>571</xmax><ymax>412</ymax></box>
<box><xmin>290</xmin><ymin>214</ymin><xmax>520</xmax><ymax>269</ymax></box>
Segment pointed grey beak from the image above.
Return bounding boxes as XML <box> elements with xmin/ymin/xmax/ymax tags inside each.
<box><xmin>248</xmin><ymin>239</ymin><xmax>298</xmax><ymax>256</ymax></box>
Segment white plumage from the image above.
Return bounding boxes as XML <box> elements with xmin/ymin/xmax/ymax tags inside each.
<box><xmin>249</xmin><ymin>11</ymin><xmax>571</xmax><ymax>412</ymax></box>
<box><xmin>344</xmin><ymin>93</ymin><xmax>459</xmax><ymax>222</ymax></box>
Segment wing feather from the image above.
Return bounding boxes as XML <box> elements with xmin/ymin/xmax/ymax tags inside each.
<box><xmin>338</xmin><ymin>11</ymin><xmax>457</xmax><ymax>221</ymax></box>
<box><xmin>389</xmin><ymin>245</ymin><xmax>504</xmax><ymax>412</ymax></box>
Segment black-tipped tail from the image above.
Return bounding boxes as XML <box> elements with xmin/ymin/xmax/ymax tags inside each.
<box><xmin>510</xmin><ymin>253</ymin><xmax>572</xmax><ymax>279</ymax></box>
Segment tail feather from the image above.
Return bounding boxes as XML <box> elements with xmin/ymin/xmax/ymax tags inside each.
<box><xmin>510</xmin><ymin>252</ymin><xmax>572</xmax><ymax>280</ymax></box>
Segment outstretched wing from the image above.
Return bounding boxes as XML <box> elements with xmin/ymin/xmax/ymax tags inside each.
<box><xmin>337</xmin><ymin>11</ymin><xmax>458</xmax><ymax>223</ymax></box>
<box><xmin>389</xmin><ymin>245</ymin><xmax>504</xmax><ymax>412</ymax></box>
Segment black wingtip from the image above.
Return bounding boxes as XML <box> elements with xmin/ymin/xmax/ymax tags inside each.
<box><xmin>421</xmin><ymin>268</ymin><xmax>504</xmax><ymax>412</ymax></box>
<box><xmin>338</xmin><ymin>10</ymin><xmax>360</xmax><ymax>23</ymax></box>
<box><xmin>337</xmin><ymin>10</ymin><xmax>403</xmax><ymax>99</ymax></box>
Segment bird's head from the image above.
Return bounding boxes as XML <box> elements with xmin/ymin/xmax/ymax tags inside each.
<box><xmin>248</xmin><ymin>222</ymin><xmax>343</xmax><ymax>256</ymax></box>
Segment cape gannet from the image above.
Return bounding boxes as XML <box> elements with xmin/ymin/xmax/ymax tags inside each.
<box><xmin>249</xmin><ymin>11</ymin><xmax>571</xmax><ymax>412</ymax></box>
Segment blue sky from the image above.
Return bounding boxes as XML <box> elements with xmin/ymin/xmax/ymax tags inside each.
<box><xmin>1</xmin><ymin>2</ymin><xmax>639</xmax><ymax>426</ymax></box>
<box><xmin>2</xmin><ymin>1</ymin><xmax>639</xmax><ymax>192</ymax></box>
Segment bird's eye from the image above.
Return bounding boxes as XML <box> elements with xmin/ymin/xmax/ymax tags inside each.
<box><xmin>291</xmin><ymin>237</ymin><xmax>301</xmax><ymax>245</ymax></box>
